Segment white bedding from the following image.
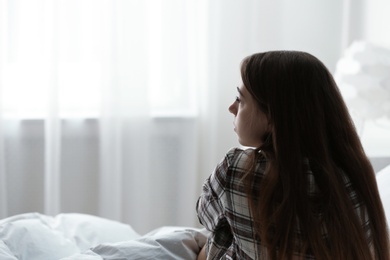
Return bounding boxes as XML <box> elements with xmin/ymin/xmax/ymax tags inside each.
<box><xmin>0</xmin><ymin>212</ymin><xmax>208</xmax><ymax>260</ymax></box>
<box><xmin>1</xmin><ymin>165</ymin><xmax>389</xmax><ymax>260</ymax></box>
<box><xmin>376</xmin><ymin>164</ymin><xmax>390</xmax><ymax>222</ymax></box>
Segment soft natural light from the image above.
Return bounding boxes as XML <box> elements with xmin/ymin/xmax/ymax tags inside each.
<box><xmin>1</xmin><ymin>1</ymin><xmax>390</xmax><ymax>248</ymax></box>
<box><xmin>0</xmin><ymin>0</ymin><xmax>203</xmax><ymax>119</ymax></box>
<box><xmin>2</xmin><ymin>61</ymin><xmax>102</xmax><ymax>119</ymax></box>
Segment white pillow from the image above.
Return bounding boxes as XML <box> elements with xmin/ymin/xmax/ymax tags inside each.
<box><xmin>87</xmin><ymin>227</ymin><xmax>209</xmax><ymax>260</ymax></box>
<box><xmin>0</xmin><ymin>212</ymin><xmax>141</xmax><ymax>260</ymax></box>
<box><xmin>53</xmin><ymin>213</ymin><xmax>140</xmax><ymax>251</ymax></box>
<box><xmin>0</xmin><ymin>241</ymin><xmax>18</xmax><ymax>260</ymax></box>
<box><xmin>0</xmin><ymin>216</ymin><xmax>79</xmax><ymax>260</ymax></box>
<box><xmin>376</xmin><ymin>164</ymin><xmax>390</xmax><ymax>223</ymax></box>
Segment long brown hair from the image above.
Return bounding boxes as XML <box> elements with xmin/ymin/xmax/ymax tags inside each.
<box><xmin>241</xmin><ymin>51</ymin><xmax>389</xmax><ymax>259</ymax></box>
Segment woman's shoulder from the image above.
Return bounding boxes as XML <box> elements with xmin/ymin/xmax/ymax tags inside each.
<box><xmin>225</xmin><ymin>147</ymin><xmax>250</xmax><ymax>162</ymax></box>
<box><xmin>224</xmin><ymin>147</ymin><xmax>266</xmax><ymax>170</ymax></box>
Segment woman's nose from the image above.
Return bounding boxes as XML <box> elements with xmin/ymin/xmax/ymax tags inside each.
<box><xmin>228</xmin><ymin>102</ymin><xmax>237</xmax><ymax>115</ymax></box>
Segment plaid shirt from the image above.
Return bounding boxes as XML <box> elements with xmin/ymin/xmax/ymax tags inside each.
<box><xmin>196</xmin><ymin>148</ymin><xmax>369</xmax><ymax>259</ymax></box>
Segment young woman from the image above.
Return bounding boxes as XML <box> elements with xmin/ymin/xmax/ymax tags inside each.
<box><xmin>196</xmin><ymin>51</ymin><xmax>389</xmax><ymax>259</ymax></box>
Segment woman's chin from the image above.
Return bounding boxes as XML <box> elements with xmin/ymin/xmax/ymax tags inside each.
<box><xmin>238</xmin><ymin>139</ymin><xmax>261</xmax><ymax>148</ymax></box>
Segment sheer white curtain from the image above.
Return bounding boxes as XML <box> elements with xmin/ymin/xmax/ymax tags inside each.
<box><xmin>0</xmin><ymin>0</ymin><xmax>6</xmax><ymax>219</ymax></box>
<box><xmin>0</xmin><ymin>0</ymin><xmax>208</xmax><ymax>233</ymax></box>
<box><xmin>0</xmin><ymin>0</ymin><xmax>360</xmax><ymax>233</ymax></box>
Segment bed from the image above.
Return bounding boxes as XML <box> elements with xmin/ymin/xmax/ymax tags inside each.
<box><xmin>1</xmin><ymin>164</ymin><xmax>389</xmax><ymax>260</ymax></box>
<box><xmin>0</xmin><ymin>212</ymin><xmax>209</xmax><ymax>259</ymax></box>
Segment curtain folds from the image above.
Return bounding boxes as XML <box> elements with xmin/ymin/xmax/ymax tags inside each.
<box><xmin>0</xmin><ymin>0</ymin><xmax>352</xmax><ymax>233</ymax></box>
<box><xmin>0</xmin><ymin>0</ymin><xmax>8</xmax><ymax>219</ymax></box>
<box><xmin>44</xmin><ymin>0</ymin><xmax>61</xmax><ymax>216</ymax></box>
<box><xmin>0</xmin><ymin>0</ymin><xmax>211</xmax><ymax>234</ymax></box>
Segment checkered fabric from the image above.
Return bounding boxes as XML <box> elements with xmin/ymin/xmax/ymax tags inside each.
<box><xmin>196</xmin><ymin>148</ymin><xmax>369</xmax><ymax>259</ymax></box>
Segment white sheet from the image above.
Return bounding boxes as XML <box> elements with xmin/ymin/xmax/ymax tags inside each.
<box><xmin>376</xmin><ymin>164</ymin><xmax>390</xmax><ymax>222</ymax></box>
<box><xmin>0</xmin><ymin>212</ymin><xmax>208</xmax><ymax>260</ymax></box>
<box><xmin>64</xmin><ymin>227</ymin><xmax>209</xmax><ymax>260</ymax></box>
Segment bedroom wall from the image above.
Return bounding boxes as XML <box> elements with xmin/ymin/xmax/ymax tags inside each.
<box><xmin>360</xmin><ymin>1</ymin><xmax>390</xmax><ymax>171</ymax></box>
<box><xmin>363</xmin><ymin>1</ymin><xmax>390</xmax><ymax>48</ymax></box>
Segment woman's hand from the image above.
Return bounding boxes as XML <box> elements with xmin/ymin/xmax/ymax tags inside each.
<box><xmin>197</xmin><ymin>245</ymin><xmax>207</xmax><ymax>260</ymax></box>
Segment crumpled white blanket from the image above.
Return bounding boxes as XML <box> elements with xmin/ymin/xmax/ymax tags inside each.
<box><xmin>376</xmin><ymin>164</ymin><xmax>390</xmax><ymax>222</ymax></box>
<box><xmin>0</xmin><ymin>212</ymin><xmax>208</xmax><ymax>260</ymax></box>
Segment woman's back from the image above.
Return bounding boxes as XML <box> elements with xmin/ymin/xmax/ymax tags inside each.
<box><xmin>197</xmin><ymin>148</ymin><xmax>372</xmax><ymax>259</ymax></box>
<box><xmin>196</xmin><ymin>51</ymin><xmax>389</xmax><ymax>260</ymax></box>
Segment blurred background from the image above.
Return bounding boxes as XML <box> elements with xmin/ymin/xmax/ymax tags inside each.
<box><xmin>0</xmin><ymin>0</ymin><xmax>389</xmax><ymax>234</ymax></box>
